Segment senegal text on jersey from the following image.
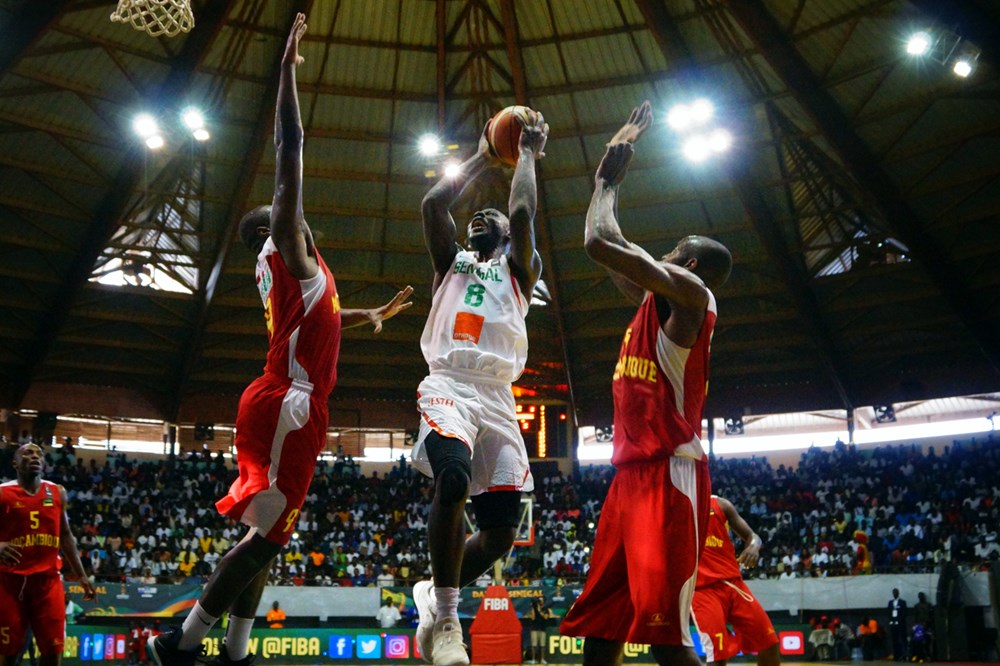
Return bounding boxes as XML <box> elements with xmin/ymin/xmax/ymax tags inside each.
<box><xmin>453</xmin><ymin>260</ymin><xmax>503</xmax><ymax>282</ymax></box>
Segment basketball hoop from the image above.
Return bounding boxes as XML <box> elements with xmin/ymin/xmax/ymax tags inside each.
<box><xmin>110</xmin><ymin>0</ymin><xmax>194</xmax><ymax>38</ymax></box>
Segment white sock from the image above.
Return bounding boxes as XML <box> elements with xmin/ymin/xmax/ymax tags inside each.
<box><xmin>225</xmin><ymin>616</ymin><xmax>255</xmax><ymax>660</ymax></box>
<box><xmin>178</xmin><ymin>602</ymin><xmax>219</xmax><ymax>651</ymax></box>
<box><xmin>434</xmin><ymin>586</ymin><xmax>460</xmax><ymax>622</ymax></box>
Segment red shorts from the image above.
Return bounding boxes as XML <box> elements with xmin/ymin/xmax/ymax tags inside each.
<box><xmin>216</xmin><ymin>374</ymin><xmax>328</xmax><ymax>545</ymax></box>
<box><xmin>560</xmin><ymin>456</ymin><xmax>710</xmax><ymax>645</ymax></box>
<box><xmin>0</xmin><ymin>571</ymin><xmax>65</xmax><ymax>656</ymax></box>
<box><xmin>692</xmin><ymin>578</ymin><xmax>777</xmax><ymax>661</ymax></box>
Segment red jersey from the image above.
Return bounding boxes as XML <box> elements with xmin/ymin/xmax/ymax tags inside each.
<box><xmin>697</xmin><ymin>496</ymin><xmax>742</xmax><ymax>587</ymax></box>
<box><xmin>256</xmin><ymin>237</ymin><xmax>342</xmax><ymax>397</ymax></box>
<box><xmin>0</xmin><ymin>480</ymin><xmax>62</xmax><ymax>575</ymax></box>
<box><xmin>611</xmin><ymin>290</ymin><xmax>716</xmax><ymax>465</ymax></box>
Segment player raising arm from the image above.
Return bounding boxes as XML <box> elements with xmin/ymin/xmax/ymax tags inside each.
<box><xmin>559</xmin><ymin>101</ymin><xmax>732</xmax><ymax>666</ymax></box>
<box><xmin>149</xmin><ymin>14</ymin><xmax>410</xmax><ymax>666</ymax></box>
<box><xmin>410</xmin><ymin>110</ymin><xmax>547</xmax><ymax>666</ymax></box>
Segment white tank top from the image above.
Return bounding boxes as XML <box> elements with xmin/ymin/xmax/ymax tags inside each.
<box><xmin>420</xmin><ymin>249</ymin><xmax>529</xmax><ymax>384</ymax></box>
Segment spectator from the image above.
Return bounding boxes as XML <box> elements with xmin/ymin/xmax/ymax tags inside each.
<box><xmin>523</xmin><ymin>597</ymin><xmax>554</xmax><ymax>664</ymax></box>
<box><xmin>266</xmin><ymin>601</ymin><xmax>286</xmax><ymax>629</ymax></box>
<box><xmin>375</xmin><ymin>596</ymin><xmax>402</xmax><ymax>629</ymax></box>
<box><xmin>887</xmin><ymin>587</ymin><xmax>908</xmax><ymax>660</ymax></box>
<box><xmin>911</xmin><ymin>591</ymin><xmax>934</xmax><ymax>661</ymax></box>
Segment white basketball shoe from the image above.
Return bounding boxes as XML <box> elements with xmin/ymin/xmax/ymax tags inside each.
<box><xmin>431</xmin><ymin>618</ymin><xmax>469</xmax><ymax>666</ymax></box>
<box><xmin>413</xmin><ymin>580</ymin><xmax>437</xmax><ymax>663</ymax></box>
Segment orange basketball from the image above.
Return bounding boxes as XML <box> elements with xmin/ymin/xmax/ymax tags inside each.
<box><xmin>486</xmin><ymin>105</ymin><xmax>533</xmax><ymax>167</ymax></box>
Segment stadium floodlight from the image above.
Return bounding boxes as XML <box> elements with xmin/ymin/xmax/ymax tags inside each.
<box><xmin>952</xmin><ymin>58</ymin><xmax>973</xmax><ymax>78</ymax></box>
<box><xmin>193</xmin><ymin>128</ymin><xmax>210</xmax><ymax>142</ymax></box>
<box><xmin>443</xmin><ymin>160</ymin><xmax>461</xmax><ymax>179</ymax></box>
<box><xmin>418</xmin><ymin>133</ymin><xmax>441</xmax><ymax>157</ymax></box>
<box><xmin>682</xmin><ymin>135</ymin><xmax>711</xmax><ymax>163</ymax></box>
<box><xmin>666</xmin><ymin>104</ymin><xmax>692</xmax><ymax>131</ymax></box>
<box><xmin>145</xmin><ymin>135</ymin><xmax>165</xmax><ymax>150</ymax></box>
<box><xmin>689</xmin><ymin>98</ymin><xmax>714</xmax><ymax>125</ymax></box>
<box><xmin>906</xmin><ymin>31</ymin><xmax>931</xmax><ymax>56</ymax></box>
<box><xmin>708</xmin><ymin>128</ymin><xmax>733</xmax><ymax>153</ymax></box>
<box><xmin>181</xmin><ymin>107</ymin><xmax>204</xmax><ymax>130</ymax></box>
<box><xmin>133</xmin><ymin>113</ymin><xmax>159</xmax><ymax>139</ymax></box>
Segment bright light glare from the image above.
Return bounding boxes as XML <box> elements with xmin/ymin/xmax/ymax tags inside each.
<box><xmin>133</xmin><ymin>113</ymin><xmax>158</xmax><ymax>138</ymax></box>
<box><xmin>443</xmin><ymin>161</ymin><xmax>461</xmax><ymax>179</ymax></box>
<box><xmin>953</xmin><ymin>59</ymin><xmax>973</xmax><ymax>78</ymax></box>
<box><xmin>689</xmin><ymin>98</ymin><xmax>714</xmax><ymax>124</ymax></box>
<box><xmin>418</xmin><ymin>134</ymin><xmax>441</xmax><ymax>157</ymax></box>
<box><xmin>181</xmin><ymin>107</ymin><xmax>204</xmax><ymax>130</ymax></box>
<box><xmin>708</xmin><ymin>128</ymin><xmax>732</xmax><ymax>153</ymax></box>
<box><xmin>145</xmin><ymin>135</ymin><xmax>165</xmax><ymax>150</ymax></box>
<box><xmin>906</xmin><ymin>32</ymin><xmax>931</xmax><ymax>56</ymax></box>
<box><xmin>682</xmin><ymin>135</ymin><xmax>711</xmax><ymax>162</ymax></box>
<box><xmin>193</xmin><ymin>128</ymin><xmax>210</xmax><ymax>142</ymax></box>
<box><xmin>666</xmin><ymin>105</ymin><xmax>692</xmax><ymax>131</ymax></box>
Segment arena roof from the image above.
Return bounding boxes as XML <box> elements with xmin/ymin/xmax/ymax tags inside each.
<box><xmin>0</xmin><ymin>0</ymin><xmax>997</xmax><ymax>425</ymax></box>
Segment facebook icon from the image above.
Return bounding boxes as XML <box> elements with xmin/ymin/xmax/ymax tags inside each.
<box><xmin>328</xmin><ymin>635</ymin><xmax>352</xmax><ymax>659</ymax></box>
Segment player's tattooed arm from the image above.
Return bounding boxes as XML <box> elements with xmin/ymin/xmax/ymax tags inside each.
<box><xmin>585</xmin><ymin>103</ymin><xmax>708</xmax><ymax>313</ymax></box>
<box><xmin>341</xmin><ymin>286</ymin><xmax>414</xmax><ymax>333</ymax></box>
<box><xmin>507</xmin><ymin>110</ymin><xmax>546</xmax><ymax>298</ymax></box>
<box><xmin>59</xmin><ymin>485</ymin><xmax>96</xmax><ymax>600</ymax></box>
<box><xmin>421</xmin><ymin>122</ymin><xmax>493</xmax><ymax>286</ymax></box>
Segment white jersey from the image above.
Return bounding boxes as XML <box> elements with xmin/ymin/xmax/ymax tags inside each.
<box><xmin>420</xmin><ymin>249</ymin><xmax>529</xmax><ymax>384</ymax></box>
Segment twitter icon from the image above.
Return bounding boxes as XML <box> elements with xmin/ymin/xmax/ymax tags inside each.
<box><xmin>357</xmin><ymin>635</ymin><xmax>381</xmax><ymax>659</ymax></box>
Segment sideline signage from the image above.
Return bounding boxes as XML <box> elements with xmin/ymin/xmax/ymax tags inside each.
<box><xmin>469</xmin><ymin>585</ymin><xmax>522</xmax><ymax>663</ymax></box>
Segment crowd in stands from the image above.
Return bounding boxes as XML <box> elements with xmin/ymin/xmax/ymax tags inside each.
<box><xmin>2</xmin><ymin>434</ymin><xmax>998</xmax><ymax>585</ymax></box>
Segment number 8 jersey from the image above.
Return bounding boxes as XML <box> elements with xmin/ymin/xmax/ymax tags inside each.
<box><xmin>420</xmin><ymin>249</ymin><xmax>529</xmax><ymax>384</ymax></box>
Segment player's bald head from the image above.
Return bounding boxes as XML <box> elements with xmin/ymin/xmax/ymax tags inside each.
<box><xmin>14</xmin><ymin>442</ymin><xmax>41</xmax><ymax>461</ymax></box>
<box><xmin>667</xmin><ymin>235</ymin><xmax>732</xmax><ymax>290</ymax></box>
<box><xmin>239</xmin><ymin>205</ymin><xmax>272</xmax><ymax>254</ymax></box>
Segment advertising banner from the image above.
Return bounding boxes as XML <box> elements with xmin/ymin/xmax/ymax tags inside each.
<box><xmin>66</xmin><ymin>581</ymin><xmax>202</xmax><ymax>617</ymax></box>
<box><xmin>60</xmin><ymin>624</ymin><xmax>812</xmax><ymax>665</ymax></box>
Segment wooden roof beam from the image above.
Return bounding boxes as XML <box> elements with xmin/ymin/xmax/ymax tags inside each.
<box><xmin>498</xmin><ymin>0</ymin><xmax>579</xmax><ymax>421</ymax></box>
<box><xmin>634</xmin><ymin>0</ymin><xmax>857</xmax><ymax>410</ymax></box>
<box><xmin>724</xmin><ymin>0</ymin><xmax>1000</xmax><ymax>375</ymax></box>
<box><xmin>8</xmin><ymin>1</ymin><xmax>235</xmax><ymax>408</ymax></box>
<box><xmin>0</xmin><ymin>2</ymin><xmax>68</xmax><ymax>78</ymax></box>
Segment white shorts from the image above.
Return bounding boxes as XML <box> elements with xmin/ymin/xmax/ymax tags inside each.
<box><xmin>412</xmin><ymin>373</ymin><xmax>534</xmax><ymax>496</ymax></box>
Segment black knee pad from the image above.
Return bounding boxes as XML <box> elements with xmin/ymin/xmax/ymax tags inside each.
<box><xmin>425</xmin><ymin>431</ymin><xmax>472</xmax><ymax>504</ymax></box>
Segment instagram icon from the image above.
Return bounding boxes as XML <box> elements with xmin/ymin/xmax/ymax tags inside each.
<box><xmin>385</xmin><ymin>635</ymin><xmax>409</xmax><ymax>658</ymax></box>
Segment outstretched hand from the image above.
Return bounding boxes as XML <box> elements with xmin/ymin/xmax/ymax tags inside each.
<box><xmin>282</xmin><ymin>12</ymin><xmax>307</xmax><ymax>67</ymax></box>
<box><xmin>369</xmin><ymin>285</ymin><xmax>414</xmax><ymax>334</ymax></box>
<box><xmin>518</xmin><ymin>109</ymin><xmax>549</xmax><ymax>159</ymax></box>
<box><xmin>609</xmin><ymin>100</ymin><xmax>653</xmax><ymax>145</ymax></box>
<box><xmin>595</xmin><ymin>141</ymin><xmax>635</xmax><ymax>187</ymax></box>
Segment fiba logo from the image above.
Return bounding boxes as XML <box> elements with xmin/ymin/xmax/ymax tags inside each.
<box><xmin>385</xmin><ymin>635</ymin><xmax>409</xmax><ymax>658</ymax></box>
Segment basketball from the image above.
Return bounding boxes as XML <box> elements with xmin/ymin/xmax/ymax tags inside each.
<box><xmin>486</xmin><ymin>105</ymin><xmax>533</xmax><ymax>167</ymax></box>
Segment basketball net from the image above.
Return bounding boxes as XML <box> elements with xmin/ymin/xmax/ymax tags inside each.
<box><xmin>110</xmin><ymin>0</ymin><xmax>194</xmax><ymax>38</ymax></box>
